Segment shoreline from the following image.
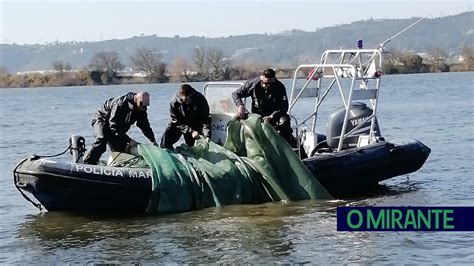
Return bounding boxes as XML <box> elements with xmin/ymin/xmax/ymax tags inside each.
<box><xmin>1</xmin><ymin>69</ymin><xmax>472</xmax><ymax>89</ymax></box>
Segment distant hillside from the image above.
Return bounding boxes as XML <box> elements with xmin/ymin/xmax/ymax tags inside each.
<box><xmin>1</xmin><ymin>12</ymin><xmax>473</xmax><ymax>73</ymax></box>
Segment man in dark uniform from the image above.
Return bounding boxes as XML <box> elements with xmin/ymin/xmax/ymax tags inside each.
<box><xmin>232</xmin><ymin>68</ymin><xmax>294</xmax><ymax>145</ymax></box>
<box><xmin>160</xmin><ymin>84</ymin><xmax>211</xmax><ymax>149</ymax></box>
<box><xmin>83</xmin><ymin>91</ymin><xmax>157</xmax><ymax>165</ymax></box>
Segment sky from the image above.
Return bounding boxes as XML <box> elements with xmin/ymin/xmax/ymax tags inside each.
<box><xmin>0</xmin><ymin>0</ymin><xmax>472</xmax><ymax>45</ymax></box>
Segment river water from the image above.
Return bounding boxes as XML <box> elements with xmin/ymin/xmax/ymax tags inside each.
<box><xmin>0</xmin><ymin>72</ymin><xmax>473</xmax><ymax>263</ymax></box>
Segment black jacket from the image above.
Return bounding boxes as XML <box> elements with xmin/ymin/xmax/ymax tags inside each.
<box><xmin>169</xmin><ymin>88</ymin><xmax>211</xmax><ymax>138</ymax></box>
<box><xmin>93</xmin><ymin>92</ymin><xmax>156</xmax><ymax>143</ymax></box>
<box><xmin>232</xmin><ymin>77</ymin><xmax>289</xmax><ymax>120</ymax></box>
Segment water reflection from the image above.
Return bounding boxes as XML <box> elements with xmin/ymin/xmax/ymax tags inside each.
<box><xmin>15</xmin><ymin>181</ymin><xmax>421</xmax><ymax>263</ymax></box>
<box><xmin>337</xmin><ymin>181</ymin><xmax>421</xmax><ymax>200</ymax></box>
<box><xmin>377</xmin><ymin>180</ymin><xmax>421</xmax><ymax>196</ymax></box>
<box><xmin>143</xmin><ymin>201</ymin><xmax>344</xmax><ymax>263</ymax></box>
<box><xmin>17</xmin><ymin>212</ymin><xmax>151</xmax><ymax>249</ymax></box>
<box><xmin>16</xmin><ymin>200</ymin><xmax>343</xmax><ymax>263</ymax></box>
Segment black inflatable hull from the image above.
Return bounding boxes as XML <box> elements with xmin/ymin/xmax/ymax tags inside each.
<box><xmin>14</xmin><ymin>138</ymin><xmax>430</xmax><ymax>212</ymax></box>
<box><xmin>302</xmin><ymin>138</ymin><xmax>431</xmax><ymax>196</ymax></box>
<box><xmin>14</xmin><ymin>158</ymin><xmax>152</xmax><ymax>213</ymax></box>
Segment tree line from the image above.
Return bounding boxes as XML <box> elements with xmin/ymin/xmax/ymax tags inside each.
<box><xmin>1</xmin><ymin>44</ymin><xmax>473</xmax><ymax>88</ymax></box>
<box><xmin>384</xmin><ymin>44</ymin><xmax>474</xmax><ymax>74</ymax></box>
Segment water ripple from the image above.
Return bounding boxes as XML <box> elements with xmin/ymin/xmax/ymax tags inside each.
<box><xmin>1</xmin><ymin>74</ymin><xmax>473</xmax><ymax>263</ymax></box>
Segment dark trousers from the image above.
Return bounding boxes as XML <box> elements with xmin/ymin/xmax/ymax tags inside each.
<box><xmin>160</xmin><ymin>123</ymin><xmax>197</xmax><ymax>149</ymax></box>
<box><xmin>271</xmin><ymin>114</ymin><xmax>295</xmax><ymax>147</ymax></box>
<box><xmin>83</xmin><ymin>121</ymin><xmax>129</xmax><ymax>165</ymax></box>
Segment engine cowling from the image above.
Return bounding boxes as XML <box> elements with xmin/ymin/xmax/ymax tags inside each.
<box><xmin>326</xmin><ymin>102</ymin><xmax>381</xmax><ymax>149</ymax></box>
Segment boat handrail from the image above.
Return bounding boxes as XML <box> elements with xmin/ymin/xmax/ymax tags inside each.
<box><xmin>289</xmin><ymin>48</ymin><xmax>383</xmax><ymax>152</ymax></box>
<box><xmin>202</xmin><ymin>82</ymin><xmax>244</xmax><ymax>97</ymax></box>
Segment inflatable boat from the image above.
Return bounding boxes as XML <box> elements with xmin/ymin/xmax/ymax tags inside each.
<box><xmin>13</xmin><ymin>47</ymin><xmax>431</xmax><ymax>213</ymax></box>
<box><xmin>13</xmin><ymin>137</ymin><xmax>429</xmax><ymax>213</ymax></box>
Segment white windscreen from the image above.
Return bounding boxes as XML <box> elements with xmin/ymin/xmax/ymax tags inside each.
<box><xmin>203</xmin><ymin>83</ymin><xmax>244</xmax><ymax>114</ymax></box>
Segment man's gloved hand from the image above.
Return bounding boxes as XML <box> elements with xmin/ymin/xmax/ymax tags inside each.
<box><xmin>125</xmin><ymin>139</ymin><xmax>140</xmax><ymax>155</ymax></box>
<box><xmin>192</xmin><ymin>130</ymin><xmax>200</xmax><ymax>139</ymax></box>
<box><xmin>205</xmin><ymin>137</ymin><xmax>210</xmax><ymax>143</ymax></box>
<box><xmin>263</xmin><ymin>115</ymin><xmax>273</xmax><ymax>123</ymax></box>
<box><xmin>128</xmin><ymin>139</ymin><xmax>139</xmax><ymax>147</ymax></box>
<box><xmin>237</xmin><ymin>105</ymin><xmax>246</xmax><ymax>119</ymax></box>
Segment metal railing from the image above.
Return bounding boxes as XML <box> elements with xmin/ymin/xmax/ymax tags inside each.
<box><xmin>289</xmin><ymin>48</ymin><xmax>383</xmax><ymax>152</ymax></box>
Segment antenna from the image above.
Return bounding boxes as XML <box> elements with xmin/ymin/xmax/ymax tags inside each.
<box><xmin>379</xmin><ymin>14</ymin><xmax>432</xmax><ymax>50</ymax></box>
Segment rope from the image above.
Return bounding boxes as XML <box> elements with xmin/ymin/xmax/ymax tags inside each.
<box><xmin>35</xmin><ymin>144</ymin><xmax>71</xmax><ymax>158</ymax></box>
<box><xmin>13</xmin><ymin>158</ymin><xmax>43</xmax><ymax>211</ymax></box>
<box><xmin>13</xmin><ymin>143</ymin><xmax>72</xmax><ymax>211</ymax></box>
<box><xmin>108</xmin><ymin>152</ymin><xmax>143</xmax><ymax>167</ymax></box>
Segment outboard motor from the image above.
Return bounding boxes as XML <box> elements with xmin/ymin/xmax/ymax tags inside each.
<box><xmin>69</xmin><ymin>135</ymin><xmax>86</xmax><ymax>163</ymax></box>
<box><xmin>326</xmin><ymin>102</ymin><xmax>381</xmax><ymax>149</ymax></box>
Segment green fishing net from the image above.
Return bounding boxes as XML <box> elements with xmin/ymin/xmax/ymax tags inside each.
<box><xmin>138</xmin><ymin>114</ymin><xmax>332</xmax><ymax>215</ymax></box>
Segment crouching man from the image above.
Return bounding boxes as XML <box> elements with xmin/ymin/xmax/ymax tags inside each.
<box><xmin>83</xmin><ymin>91</ymin><xmax>157</xmax><ymax>165</ymax></box>
<box><xmin>160</xmin><ymin>84</ymin><xmax>211</xmax><ymax>149</ymax></box>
